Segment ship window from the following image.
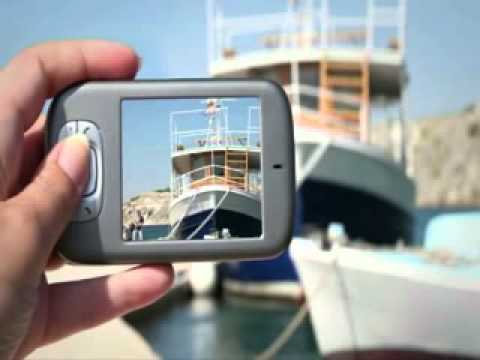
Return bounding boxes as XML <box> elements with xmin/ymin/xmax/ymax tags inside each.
<box><xmin>251</xmin><ymin>65</ymin><xmax>290</xmax><ymax>86</ymax></box>
<box><xmin>299</xmin><ymin>63</ymin><xmax>319</xmax><ymax>111</ymax></box>
<box><xmin>214</xmin><ymin>167</ymin><xmax>225</xmax><ymax>177</ymax></box>
<box><xmin>213</xmin><ymin>153</ymin><xmax>225</xmax><ymax>177</ymax></box>
<box><xmin>192</xmin><ymin>156</ymin><xmax>208</xmax><ymax>180</ymax></box>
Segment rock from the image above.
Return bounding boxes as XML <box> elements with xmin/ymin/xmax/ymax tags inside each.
<box><xmin>372</xmin><ymin>100</ymin><xmax>480</xmax><ymax>207</ymax></box>
<box><xmin>123</xmin><ymin>191</ymin><xmax>170</xmax><ymax>225</ymax></box>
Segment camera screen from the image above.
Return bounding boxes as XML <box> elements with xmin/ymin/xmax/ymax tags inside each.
<box><xmin>122</xmin><ymin>97</ymin><xmax>262</xmax><ymax>241</ymax></box>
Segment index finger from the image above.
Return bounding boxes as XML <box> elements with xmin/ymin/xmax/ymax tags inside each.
<box><xmin>0</xmin><ymin>40</ymin><xmax>140</xmax><ymax>131</ymax></box>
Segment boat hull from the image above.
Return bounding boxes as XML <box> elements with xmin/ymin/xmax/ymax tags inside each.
<box><xmin>296</xmin><ymin>134</ymin><xmax>415</xmax><ymax>244</ymax></box>
<box><xmin>219</xmin><ymin>136</ymin><xmax>416</xmax><ymax>299</ymax></box>
<box><xmin>290</xmin><ymin>239</ymin><xmax>480</xmax><ymax>359</ymax></box>
<box><xmin>218</xmin><ymin>251</ymin><xmax>302</xmax><ymax>300</ymax></box>
<box><xmin>300</xmin><ymin>179</ymin><xmax>414</xmax><ymax>244</ymax></box>
<box><xmin>174</xmin><ymin>208</ymin><xmax>261</xmax><ymax>239</ymax></box>
<box><xmin>169</xmin><ymin>187</ymin><xmax>261</xmax><ymax>239</ymax></box>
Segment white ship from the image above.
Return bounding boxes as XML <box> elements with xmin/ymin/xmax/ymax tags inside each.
<box><xmin>206</xmin><ymin>0</ymin><xmax>415</xmax><ymax>299</ymax></box>
<box><xmin>169</xmin><ymin>99</ymin><xmax>262</xmax><ymax>240</ymax></box>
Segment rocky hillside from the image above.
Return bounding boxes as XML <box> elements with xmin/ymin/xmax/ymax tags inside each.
<box><xmin>122</xmin><ymin>104</ymin><xmax>480</xmax><ymax>212</ymax></box>
<box><xmin>372</xmin><ymin>102</ymin><xmax>480</xmax><ymax>207</ymax></box>
<box><xmin>123</xmin><ymin>191</ymin><xmax>170</xmax><ymax>225</ymax></box>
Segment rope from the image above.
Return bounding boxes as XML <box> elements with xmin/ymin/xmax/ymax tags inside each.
<box><xmin>296</xmin><ymin>140</ymin><xmax>330</xmax><ymax>187</ymax></box>
<box><xmin>186</xmin><ymin>189</ymin><xmax>230</xmax><ymax>240</ymax></box>
<box><xmin>255</xmin><ymin>301</ymin><xmax>310</xmax><ymax>360</ymax></box>
<box><xmin>166</xmin><ymin>192</ymin><xmax>198</xmax><ymax>240</ymax></box>
<box><xmin>255</xmin><ymin>244</ymin><xmax>356</xmax><ymax>359</ymax></box>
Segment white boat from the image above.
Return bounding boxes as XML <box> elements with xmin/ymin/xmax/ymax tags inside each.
<box><xmin>290</xmin><ymin>213</ymin><xmax>480</xmax><ymax>359</ymax></box>
<box><xmin>168</xmin><ymin>99</ymin><xmax>262</xmax><ymax>240</ymax></box>
<box><xmin>206</xmin><ymin>0</ymin><xmax>415</xmax><ymax>299</ymax></box>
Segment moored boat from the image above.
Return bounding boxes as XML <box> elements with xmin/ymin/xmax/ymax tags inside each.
<box><xmin>169</xmin><ymin>98</ymin><xmax>262</xmax><ymax>240</ymax></box>
<box><xmin>207</xmin><ymin>0</ymin><xmax>415</xmax><ymax>299</ymax></box>
<box><xmin>291</xmin><ymin>212</ymin><xmax>480</xmax><ymax>359</ymax></box>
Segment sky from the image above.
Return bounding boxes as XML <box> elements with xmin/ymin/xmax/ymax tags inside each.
<box><xmin>1</xmin><ymin>0</ymin><xmax>480</xmax><ymax>121</ymax></box>
<box><xmin>122</xmin><ymin>97</ymin><xmax>260</xmax><ymax>199</ymax></box>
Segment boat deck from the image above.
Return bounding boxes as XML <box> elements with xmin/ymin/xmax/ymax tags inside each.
<box><xmin>211</xmin><ymin>48</ymin><xmax>404</xmax><ymax>98</ymax></box>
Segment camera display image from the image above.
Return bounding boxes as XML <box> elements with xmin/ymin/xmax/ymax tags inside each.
<box><xmin>122</xmin><ymin>97</ymin><xmax>262</xmax><ymax>241</ymax></box>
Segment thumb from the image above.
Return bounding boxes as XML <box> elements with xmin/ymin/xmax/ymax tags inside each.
<box><xmin>4</xmin><ymin>134</ymin><xmax>89</xmax><ymax>283</ymax></box>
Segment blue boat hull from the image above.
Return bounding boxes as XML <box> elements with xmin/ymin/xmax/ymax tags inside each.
<box><xmin>218</xmin><ymin>192</ymin><xmax>303</xmax><ymax>287</ymax></box>
<box><xmin>174</xmin><ymin>208</ymin><xmax>262</xmax><ymax>239</ymax></box>
<box><xmin>218</xmin><ymin>250</ymin><xmax>298</xmax><ymax>282</ymax></box>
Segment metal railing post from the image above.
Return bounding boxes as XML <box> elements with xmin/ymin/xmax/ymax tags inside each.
<box><xmin>399</xmin><ymin>0</ymin><xmax>407</xmax><ymax>57</ymax></box>
<box><xmin>366</xmin><ymin>0</ymin><xmax>375</xmax><ymax>51</ymax></box>
<box><xmin>281</xmin><ymin>0</ymin><xmax>293</xmax><ymax>48</ymax></box>
<box><xmin>305</xmin><ymin>0</ymin><xmax>315</xmax><ymax>48</ymax></box>
<box><xmin>224</xmin><ymin>106</ymin><xmax>229</xmax><ymax>146</ymax></box>
<box><xmin>217</xmin><ymin>8</ymin><xmax>224</xmax><ymax>59</ymax></box>
<box><xmin>399</xmin><ymin>78</ymin><xmax>408</xmax><ymax>170</ymax></box>
<box><xmin>291</xmin><ymin>61</ymin><xmax>301</xmax><ymax>109</ymax></box>
<box><xmin>320</xmin><ymin>0</ymin><xmax>329</xmax><ymax>49</ymax></box>
<box><xmin>206</xmin><ymin>0</ymin><xmax>215</xmax><ymax>65</ymax></box>
<box><xmin>247</xmin><ymin>107</ymin><xmax>252</xmax><ymax>148</ymax></box>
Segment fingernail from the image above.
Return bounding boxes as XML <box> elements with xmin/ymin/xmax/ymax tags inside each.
<box><xmin>57</xmin><ymin>134</ymin><xmax>90</xmax><ymax>194</ymax></box>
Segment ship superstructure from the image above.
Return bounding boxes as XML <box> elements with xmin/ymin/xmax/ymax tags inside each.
<box><xmin>169</xmin><ymin>99</ymin><xmax>262</xmax><ymax>240</ymax></box>
<box><xmin>207</xmin><ymin>0</ymin><xmax>415</xmax><ymax>244</ymax></box>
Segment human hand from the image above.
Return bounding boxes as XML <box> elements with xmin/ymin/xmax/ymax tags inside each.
<box><xmin>0</xmin><ymin>40</ymin><xmax>173</xmax><ymax>359</ymax></box>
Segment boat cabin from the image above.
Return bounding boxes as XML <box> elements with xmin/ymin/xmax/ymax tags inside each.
<box><xmin>169</xmin><ymin>99</ymin><xmax>261</xmax><ymax>198</ymax></box>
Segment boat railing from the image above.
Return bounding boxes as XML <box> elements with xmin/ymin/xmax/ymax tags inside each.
<box><xmin>283</xmin><ymin>83</ymin><xmax>402</xmax><ymax>160</ymax></box>
<box><xmin>285</xmin><ymin>84</ymin><xmax>363</xmax><ymax>107</ymax></box>
<box><xmin>172</xmin><ymin>165</ymin><xmax>261</xmax><ymax>198</ymax></box>
<box><xmin>170</xmin><ymin>104</ymin><xmax>261</xmax><ymax>154</ymax></box>
<box><xmin>283</xmin><ymin>83</ymin><xmax>366</xmax><ymax>138</ymax></box>
<box><xmin>207</xmin><ymin>0</ymin><xmax>406</xmax><ymax>64</ymax></box>
<box><xmin>172</xmin><ymin>128</ymin><xmax>261</xmax><ymax>154</ymax></box>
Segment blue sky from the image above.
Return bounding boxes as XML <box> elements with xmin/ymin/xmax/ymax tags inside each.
<box><xmin>122</xmin><ymin>97</ymin><xmax>259</xmax><ymax>199</ymax></box>
<box><xmin>1</xmin><ymin>1</ymin><xmax>480</xmax><ymax>121</ymax></box>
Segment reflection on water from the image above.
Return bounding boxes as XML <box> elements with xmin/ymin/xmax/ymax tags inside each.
<box><xmin>125</xmin><ymin>291</ymin><xmax>318</xmax><ymax>359</ymax></box>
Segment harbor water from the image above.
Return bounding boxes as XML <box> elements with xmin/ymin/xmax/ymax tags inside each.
<box><xmin>125</xmin><ymin>207</ymin><xmax>480</xmax><ymax>359</ymax></box>
<box><xmin>142</xmin><ymin>224</ymin><xmax>171</xmax><ymax>240</ymax></box>
<box><xmin>125</xmin><ymin>291</ymin><xmax>318</xmax><ymax>359</ymax></box>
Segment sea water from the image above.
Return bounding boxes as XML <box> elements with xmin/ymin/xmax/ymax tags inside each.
<box><xmin>126</xmin><ymin>293</ymin><xmax>318</xmax><ymax>359</ymax></box>
<box><xmin>126</xmin><ymin>207</ymin><xmax>480</xmax><ymax>358</ymax></box>
<box><xmin>140</xmin><ymin>224</ymin><xmax>171</xmax><ymax>240</ymax></box>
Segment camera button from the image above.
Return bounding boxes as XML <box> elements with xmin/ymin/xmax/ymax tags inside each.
<box><xmin>77</xmin><ymin>121</ymin><xmax>101</xmax><ymax>148</ymax></box>
<box><xmin>57</xmin><ymin>121</ymin><xmax>78</xmax><ymax>141</ymax></box>
<box><xmin>74</xmin><ymin>196</ymin><xmax>99</xmax><ymax>222</ymax></box>
<box><xmin>83</xmin><ymin>148</ymin><xmax>97</xmax><ymax>197</ymax></box>
<box><xmin>73</xmin><ymin>121</ymin><xmax>102</xmax><ymax>222</ymax></box>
